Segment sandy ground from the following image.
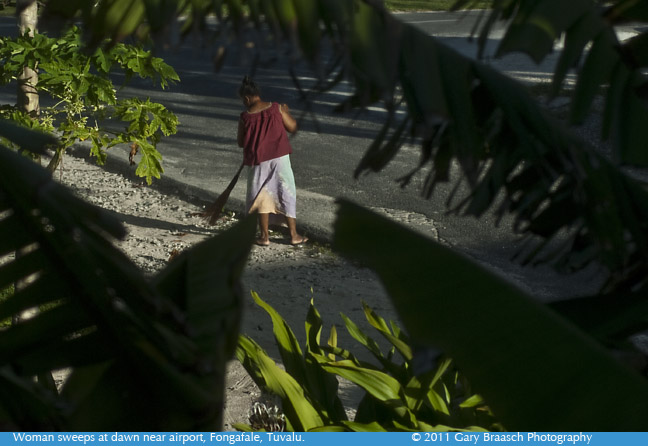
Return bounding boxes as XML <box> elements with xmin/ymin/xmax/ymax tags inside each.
<box><xmin>54</xmin><ymin>153</ymin><xmax>404</xmax><ymax>430</ymax></box>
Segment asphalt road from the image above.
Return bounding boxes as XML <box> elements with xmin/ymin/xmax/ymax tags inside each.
<box><xmin>3</xmin><ymin>11</ymin><xmax>638</xmax><ymax>300</ymax></box>
<box><xmin>126</xmin><ymin>10</ymin><xmax>614</xmax><ymax>301</ymax></box>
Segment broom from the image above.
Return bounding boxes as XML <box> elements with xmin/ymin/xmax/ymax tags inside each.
<box><xmin>202</xmin><ymin>161</ymin><xmax>245</xmax><ymax>225</ymax></box>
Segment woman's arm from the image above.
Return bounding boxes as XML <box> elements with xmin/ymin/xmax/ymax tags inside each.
<box><xmin>279</xmin><ymin>103</ymin><xmax>298</xmax><ymax>133</ymax></box>
<box><xmin>237</xmin><ymin>118</ymin><xmax>245</xmax><ymax>148</ymax></box>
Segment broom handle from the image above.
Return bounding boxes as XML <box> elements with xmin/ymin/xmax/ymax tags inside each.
<box><xmin>227</xmin><ymin>162</ymin><xmax>245</xmax><ymax>190</ymax></box>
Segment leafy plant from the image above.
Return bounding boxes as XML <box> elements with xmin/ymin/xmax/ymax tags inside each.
<box><xmin>0</xmin><ymin>25</ymin><xmax>179</xmax><ymax>183</ymax></box>
<box><xmin>236</xmin><ymin>292</ymin><xmax>496</xmax><ymax>431</ymax></box>
<box><xmin>0</xmin><ymin>124</ymin><xmax>256</xmax><ymax>430</ymax></box>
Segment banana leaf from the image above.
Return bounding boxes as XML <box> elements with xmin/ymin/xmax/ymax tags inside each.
<box><xmin>333</xmin><ymin>199</ymin><xmax>648</xmax><ymax>431</ymax></box>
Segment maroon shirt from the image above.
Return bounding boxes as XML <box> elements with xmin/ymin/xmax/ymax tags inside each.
<box><xmin>240</xmin><ymin>102</ymin><xmax>293</xmax><ymax>166</ymax></box>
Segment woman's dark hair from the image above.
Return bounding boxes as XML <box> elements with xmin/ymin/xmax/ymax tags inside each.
<box><xmin>238</xmin><ymin>76</ymin><xmax>260</xmax><ymax>98</ymax></box>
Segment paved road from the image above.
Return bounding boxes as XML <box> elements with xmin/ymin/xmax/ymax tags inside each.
<box><xmin>128</xmin><ymin>10</ymin><xmax>619</xmax><ymax>301</ymax></box>
<box><xmin>3</xmin><ymin>11</ymin><xmax>636</xmax><ymax>300</ymax></box>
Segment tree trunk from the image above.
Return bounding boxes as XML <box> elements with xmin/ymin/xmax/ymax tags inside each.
<box><xmin>13</xmin><ymin>3</ymin><xmax>54</xmax><ymax>392</ymax></box>
<box><xmin>13</xmin><ymin>0</ymin><xmax>40</xmax><ymax>325</ymax></box>
<box><xmin>16</xmin><ymin>0</ymin><xmax>39</xmax><ymax>119</ymax></box>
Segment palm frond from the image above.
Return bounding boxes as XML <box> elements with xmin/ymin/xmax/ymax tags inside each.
<box><xmin>0</xmin><ymin>128</ymin><xmax>256</xmax><ymax>430</ymax></box>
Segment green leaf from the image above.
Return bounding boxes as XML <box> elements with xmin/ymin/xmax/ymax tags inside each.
<box><xmin>318</xmin><ymin>358</ymin><xmax>416</xmax><ymax>427</ymax></box>
<box><xmin>250</xmin><ymin>344</ymin><xmax>325</xmax><ymax>431</ymax></box>
<box><xmin>305</xmin><ymin>298</ymin><xmax>323</xmax><ymax>354</ymax></box>
<box><xmin>236</xmin><ymin>335</ymin><xmax>270</xmax><ymax>389</ymax></box>
<box><xmin>134</xmin><ymin>140</ymin><xmax>164</xmax><ymax>185</ymax></box>
<box><xmin>459</xmin><ymin>394</ymin><xmax>485</xmax><ymax>409</ymax></box>
<box><xmin>250</xmin><ymin>291</ymin><xmax>308</xmax><ymax>386</ymax></box>
<box><xmin>340</xmin><ymin>311</ymin><xmax>407</xmax><ymax>379</ymax></box>
<box><xmin>363</xmin><ymin>302</ymin><xmax>412</xmax><ymax>361</ymax></box>
<box><xmin>403</xmin><ymin>374</ymin><xmax>448</xmax><ymax>415</ymax></box>
<box><xmin>333</xmin><ymin>200</ymin><xmax>648</xmax><ymax>431</ymax></box>
<box><xmin>304</xmin><ymin>351</ymin><xmax>347</xmax><ymax>422</ymax></box>
<box><xmin>327</xmin><ymin>325</ymin><xmax>338</xmax><ymax>361</ymax></box>
<box><xmin>340</xmin><ymin>312</ymin><xmax>383</xmax><ymax>360</ymax></box>
<box><xmin>417</xmin><ymin>357</ymin><xmax>453</xmax><ymax>414</ymax></box>
<box><xmin>93</xmin><ymin>48</ymin><xmax>111</xmax><ymax>73</ymax></box>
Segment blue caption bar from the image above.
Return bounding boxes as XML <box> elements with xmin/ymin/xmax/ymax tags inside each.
<box><xmin>1</xmin><ymin>432</ymin><xmax>644</xmax><ymax>446</ymax></box>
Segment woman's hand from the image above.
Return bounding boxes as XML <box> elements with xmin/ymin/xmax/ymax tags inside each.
<box><xmin>279</xmin><ymin>103</ymin><xmax>297</xmax><ymax>133</ymax></box>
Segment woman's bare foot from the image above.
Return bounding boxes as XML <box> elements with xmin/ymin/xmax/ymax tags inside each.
<box><xmin>285</xmin><ymin>217</ymin><xmax>308</xmax><ymax>246</ymax></box>
<box><xmin>256</xmin><ymin>214</ymin><xmax>270</xmax><ymax>246</ymax></box>
<box><xmin>255</xmin><ymin>238</ymin><xmax>270</xmax><ymax>247</ymax></box>
<box><xmin>290</xmin><ymin>235</ymin><xmax>308</xmax><ymax>246</ymax></box>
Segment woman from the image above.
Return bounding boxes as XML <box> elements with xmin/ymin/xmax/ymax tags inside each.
<box><xmin>237</xmin><ymin>76</ymin><xmax>308</xmax><ymax>246</ymax></box>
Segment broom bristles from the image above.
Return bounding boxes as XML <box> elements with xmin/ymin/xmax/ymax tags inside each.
<box><xmin>202</xmin><ymin>162</ymin><xmax>245</xmax><ymax>225</ymax></box>
<box><xmin>202</xmin><ymin>191</ymin><xmax>230</xmax><ymax>225</ymax></box>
